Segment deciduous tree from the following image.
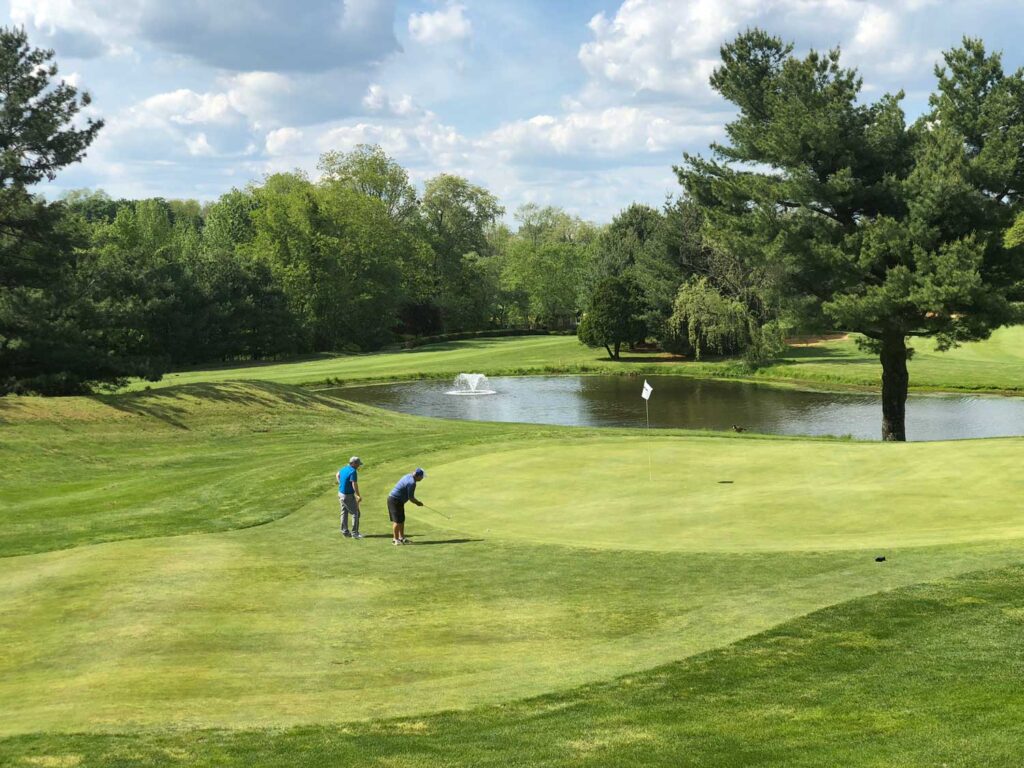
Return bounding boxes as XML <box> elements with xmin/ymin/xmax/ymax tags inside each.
<box><xmin>420</xmin><ymin>174</ymin><xmax>504</xmax><ymax>330</ymax></box>
<box><xmin>577</xmin><ymin>276</ymin><xmax>646</xmax><ymax>360</ymax></box>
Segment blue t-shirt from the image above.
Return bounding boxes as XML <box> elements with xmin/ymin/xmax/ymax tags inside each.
<box><xmin>389</xmin><ymin>473</ymin><xmax>418</xmax><ymax>503</ymax></box>
<box><xmin>338</xmin><ymin>465</ymin><xmax>358</xmax><ymax>495</ymax></box>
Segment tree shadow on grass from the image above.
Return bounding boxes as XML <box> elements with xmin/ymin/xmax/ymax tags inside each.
<box><xmin>96</xmin><ymin>380</ymin><xmax>359</xmax><ymax>429</ymax></box>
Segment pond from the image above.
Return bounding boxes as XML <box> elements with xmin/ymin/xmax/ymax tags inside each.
<box><xmin>337</xmin><ymin>375</ymin><xmax>1024</xmax><ymax>441</ymax></box>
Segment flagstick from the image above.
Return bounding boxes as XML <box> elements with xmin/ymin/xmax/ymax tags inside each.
<box><xmin>646</xmin><ymin>395</ymin><xmax>652</xmax><ymax>481</ymax></box>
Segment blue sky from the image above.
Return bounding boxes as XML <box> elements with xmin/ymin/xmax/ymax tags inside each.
<box><xmin>8</xmin><ymin>0</ymin><xmax>1024</xmax><ymax>222</ymax></box>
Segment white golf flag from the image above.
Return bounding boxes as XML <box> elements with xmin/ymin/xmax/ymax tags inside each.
<box><xmin>641</xmin><ymin>380</ymin><xmax>653</xmax><ymax>400</ymax></box>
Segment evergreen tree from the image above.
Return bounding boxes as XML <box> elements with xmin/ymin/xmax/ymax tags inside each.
<box><xmin>0</xmin><ymin>27</ymin><xmax>141</xmax><ymax>394</ymax></box>
<box><xmin>678</xmin><ymin>31</ymin><xmax>1024</xmax><ymax>440</ymax></box>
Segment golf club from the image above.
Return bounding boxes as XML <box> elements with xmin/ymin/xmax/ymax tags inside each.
<box><xmin>422</xmin><ymin>503</ymin><xmax>451</xmax><ymax>519</ymax></box>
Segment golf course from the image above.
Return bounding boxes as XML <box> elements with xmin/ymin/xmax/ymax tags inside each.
<box><xmin>3</xmin><ymin>333</ymin><xmax>1024</xmax><ymax>766</ymax></box>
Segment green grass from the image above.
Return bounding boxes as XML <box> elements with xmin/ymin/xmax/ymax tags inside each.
<box><xmin>4</xmin><ymin>566</ymin><xmax>1023</xmax><ymax>766</ymax></box>
<box><xmin>427</xmin><ymin>436</ymin><xmax>1024</xmax><ymax>551</ymax></box>
<box><xmin>129</xmin><ymin>325</ymin><xmax>1024</xmax><ymax>395</ymax></box>
<box><xmin>2</xmin><ymin>381</ymin><xmax>1024</xmax><ymax>765</ymax></box>
<box><xmin>0</xmin><ymin>381</ymin><xmax>442</xmax><ymax>557</ymax></box>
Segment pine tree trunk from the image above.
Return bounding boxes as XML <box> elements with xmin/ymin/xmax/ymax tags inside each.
<box><xmin>880</xmin><ymin>332</ymin><xmax>909</xmax><ymax>442</ymax></box>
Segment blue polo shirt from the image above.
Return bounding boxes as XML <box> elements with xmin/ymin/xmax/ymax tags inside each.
<box><xmin>389</xmin><ymin>473</ymin><xmax>418</xmax><ymax>503</ymax></box>
<box><xmin>338</xmin><ymin>465</ymin><xmax>358</xmax><ymax>494</ymax></box>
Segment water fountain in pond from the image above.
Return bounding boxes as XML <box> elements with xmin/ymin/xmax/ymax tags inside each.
<box><xmin>447</xmin><ymin>373</ymin><xmax>496</xmax><ymax>395</ymax></box>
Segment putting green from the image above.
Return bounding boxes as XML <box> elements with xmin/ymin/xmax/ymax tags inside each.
<box><xmin>426</xmin><ymin>436</ymin><xmax>1024</xmax><ymax>551</ymax></box>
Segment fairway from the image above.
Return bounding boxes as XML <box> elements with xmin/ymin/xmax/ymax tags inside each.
<box><xmin>427</xmin><ymin>437</ymin><xmax>1024</xmax><ymax>551</ymax></box>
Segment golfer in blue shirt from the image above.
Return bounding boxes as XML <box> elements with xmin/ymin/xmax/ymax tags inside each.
<box><xmin>387</xmin><ymin>468</ymin><xmax>425</xmax><ymax>545</ymax></box>
<box><xmin>337</xmin><ymin>456</ymin><xmax>364</xmax><ymax>539</ymax></box>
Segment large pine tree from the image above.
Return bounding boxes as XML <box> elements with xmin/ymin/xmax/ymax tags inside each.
<box><xmin>678</xmin><ymin>31</ymin><xmax>1024</xmax><ymax>440</ymax></box>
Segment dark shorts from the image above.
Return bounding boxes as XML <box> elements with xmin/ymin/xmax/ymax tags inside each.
<box><xmin>387</xmin><ymin>496</ymin><xmax>406</xmax><ymax>524</ymax></box>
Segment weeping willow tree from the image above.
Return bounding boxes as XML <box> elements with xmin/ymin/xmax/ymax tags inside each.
<box><xmin>668</xmin><ymin>276</ymin><xmax>789</xmax><ymax>362</ymax></box>
<box><xmin>669</xmin><ymin>277</ymin><xmax>750</xmax><ymax>358</ymax></box>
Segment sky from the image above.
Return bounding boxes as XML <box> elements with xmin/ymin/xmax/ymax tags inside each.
<box><xmin>8</xmin><ymin>0</ymin><xmax>1024</xmax><ymax>223</ymax></box>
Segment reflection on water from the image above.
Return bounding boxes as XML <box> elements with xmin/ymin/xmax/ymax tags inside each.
<box><xmin>338</xmin><ymin>376</ymin><xmax>1024</xmax><ymax>441</ymax></box>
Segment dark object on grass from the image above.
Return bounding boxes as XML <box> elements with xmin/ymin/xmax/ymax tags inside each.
<box><xmin>875</xmin><ymin>556</ymin><xmax>887</xmax><ymax>562</ymax></box>
<box><xmin>717</xmin><ymin>480</ymin><xmax>734</xmax><ymax>484</ymax></box>
<box><xmin>732</xmin><ymin>425</ymin><xmax>746</xmax><ymax>432</ymax></box>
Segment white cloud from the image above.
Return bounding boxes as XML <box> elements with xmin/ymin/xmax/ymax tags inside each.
<box><xmin>140</xmin><ymin>90</ymin><xmax>243</xmax><ymax>126</ymax></box>
<box><xmin>851</xmin><ymin>6</ymin><xmax>899</xmax><ymax>53</ymax></box>
<box><xmin>119</xmin><ymin>69</ymin><xmax>374</xmax><ymax>138</ymax></box>
<box><xmin>363</xmin><ymin>84</ymin><xmax>420</xmax><ymax>116</ymax></box>
<box><xmin>484</xmin><ymin>106</ymin><xmax>723</xmax><ymax>162</ymax></box>
<box><xmin>408</xmin><ymin>2</ymin><xmax>472</xmax><ymax>44</ymax></box>
<box><xmin>223</xmin><ymin>72</ymin><xmax>295</xmax><ymax>127</ymax></box>
<box><xmin>265</xmin><ymin>127</ymin><xmax>306</xmax><ymax>157</ymax></box>
<box><xmin>579</xmin><ymin>0</ymin><xmax>750</xmax><ymax>98</ymax></box>
<box><xmin>92</xmin><ymin>86</ymin><xmax>259</xmax><ymax>166</ymax></box>
<box><xmin>185</xmin><ymin>133</ymin><xmax>215</xmax><ymax>157</ymax></box>
<box><xmin>574</xmin><ymin>0</ymin><xmax>977</xmax><ymax>104</ymax></box>
<box><xmin>11</xmin><ymin>0</ymin><xmax>135</xmax><ymax>58</ymax></box>
<box><xmin>312</xmin><ymin>113</ymin><xmax>468</xmax><ymax>167</ymax></box>
<box><xmin>13</xmin><ymin>0</ymin><xmax>400</xmax><ymax>72</ymax></box>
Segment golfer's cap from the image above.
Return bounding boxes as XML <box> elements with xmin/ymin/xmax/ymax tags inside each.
<box><xmin>414</xmin><ymin>467</ymin><xmax>426</xmax><ymax>477</ymax></box>
<box><xmin>350</xmin><ymin>456</ymin><xmax>363</xmax><ymax>466</ymax></box>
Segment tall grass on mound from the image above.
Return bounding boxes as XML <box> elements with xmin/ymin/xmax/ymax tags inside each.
<box><xmin>3</xmin><ymin>566</ymin><xmax>1022</xmax><ymax>767</ymax></box>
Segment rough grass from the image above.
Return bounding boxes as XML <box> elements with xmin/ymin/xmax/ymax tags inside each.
<box><xmin>126</xmin><ymin>325</ymin><xmax>1024</xmax><ymax>395</ymax></box>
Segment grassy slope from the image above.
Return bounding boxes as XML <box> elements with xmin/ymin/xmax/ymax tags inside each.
<box><xmin>0</xmin><ymin>381</ymin><xmax>447</xmax><ymax>557</ymax></box>
<box><xmin>2</xmin><ymin>382</ymin><xmax>1024</xmax><ymax>761</ymax></box>
<box><xmin>4</xmin><ymin>565</ymin><xmax>1022</xmax><ymax>767</ymax></box>
<box><xmin>131</xmin><ymin>325</ymin><xmax>1024</xmax><ymax>394</ymax></box>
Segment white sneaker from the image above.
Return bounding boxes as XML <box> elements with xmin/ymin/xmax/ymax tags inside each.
<box><xmin>352</xmin><ymin>532</ymin><xmax>364</xmax><ymax>540</ymax></box>
<box><xmin>393</xmin><ymin>538</ymin><xmax>402</xmax><ymax>545</ymax></box>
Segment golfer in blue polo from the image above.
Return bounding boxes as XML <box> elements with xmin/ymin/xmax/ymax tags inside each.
<box><xmin>387</xmin><ymin>468</ymin><xmax>425</xmax><ymax>545</ymax></box>
<box><xmin>337</xmin><ymin>456</ymin><xmax>364</xmax><ymax>539</ymax></box>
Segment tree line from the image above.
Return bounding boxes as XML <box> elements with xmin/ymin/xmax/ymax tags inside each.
<box><xmin>0</xmin><ymin>25</ymin><xmax>711</xmax><ymax>395</ymax></box>
<box><xmin>3</xmin><ymin>152</ymin><xmax>708</xmax><ymax>394</ymax></box>
<box><xmin>3</xmin><ymin>26</ymin><xmax>1024</xmax><ymax>441</ymax></box>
